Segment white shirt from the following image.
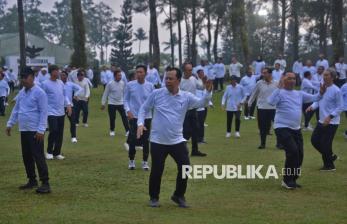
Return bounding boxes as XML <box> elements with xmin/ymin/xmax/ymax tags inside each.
<box><xmin>180</xmin><ymin>75</ymin><xmax>204</xmax><ymax>95</ymax></box>
<box><xmin>214</xmin><ymin>63</ymin><xmax>225</xmax><ymax>78</ymax></box>
<box><xmin>253</xmin><ymin>61</ymin><xmax>266</xmax><ymax>76</ymax></box>
<box><xmin>75</xmin><ymin>78</ymin><xmax>90</xmax><ymax>101</ymax></box>
<box><xmin>335</xmin><ymin>63</ymin><xmax>346</xmax><ymax>80</ymax></box>
<box><xmin>301</xmin><ymin>66</ymin><xmax>317</xmax><ymax>79</ymax></box>
<box><xmin>87</xmin><ymin>69</ymin><xmax>94</xmax><ymax>80</ymax></box>
<box><xmin>102</xmin><ymin>80</ymin><xmax>126</xmax><ymax>106</ymax></box>
<box><xmin>316</xmin><ymin>59</ymin><xmax>329</xmax><ymax>70</ymax></box>
<box><xmin>229</xmin><ymin>62</ymin><xmax>243</xmax><ymax>77</ymax></box>
<box><xmin>274</xmin><ymin>59</ymin><xmax>287</xmax><ymax>70</ymax></box>
<box><xmin>222</xmin><ymin>84</ymin><xmax>247</xmax><ymax>111</ymax></box>
<box><xmin>292</xmin><ymin>61</ymin><xmax>303</xmax><ymax>74</ymax></box>
<box><xmin>272</xmin><ymin>69</ymin><xmax>284</xmax><ymax>82</ymax></box>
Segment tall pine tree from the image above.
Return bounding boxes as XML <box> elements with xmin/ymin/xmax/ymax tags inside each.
<box><xmin>110</xmin><ymin>0</ymin><xmax>134</xmax><ymax>74</ymax></box>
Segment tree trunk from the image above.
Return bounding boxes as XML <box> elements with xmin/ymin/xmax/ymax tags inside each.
<box><xmin>291</xmin><ymin>0</ymin><xmax>299</xmax><ymax>61</ymax></box>
<box><xmin>213</xmin><ymin>16</ymin><xmax>220</xmax><ymax>62</ymax></box>
<box><xmin>279</xmin><ymin>0</ymin><xmax>286</xmax><ymax>55</ymax></box>
<box><xmin>177</xmin><ymin>8</ymin><xmax>183</xmax><ymax>67</ymax></box>
<box><xmin>184</xmin><ymin>13</ymin><xmax>191</xmax><ymax>61</ymax></box>
<box><xmin>232</xmin><ymin>0</ymin><xmax>249</xmax><ymax>64</ymax></box>
<box><xmin>206</xmin><ymin>1</ymin><xmax>212</xmax><ymax>61</ymax></box>
<box><xmin>149</xmin><ymin>0</ymin><xmax>160</xmax><ymax>68</ymax></box>
<box><xmin>71</xmin><ymin>0</ymin><xmax>87</xmax><ymax>68</ymax></box>
<box><xmin>191</xmin><ymin>0</ymin><xmax>198</xmax><ymax>66</ymax></box>
<box><xmin>273</xmin><ymin>0</ymin><xmax>280</xmax><ymax>53</ymax></box>
<box><xmin>331</xmin><ymin>0</ymin><xmax>344</xmax><ymax>61</ymax></box>
<box><xmin>169</xmin><ymin>0</ymin><xmax>174</xmax><ymax>67</ymax></box>
<box><xmin>17</xmin><ymin>0</ymin><xmax>26</xmax><ymax>71</ymax></box>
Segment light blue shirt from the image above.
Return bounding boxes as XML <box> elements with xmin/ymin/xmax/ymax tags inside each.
<box><xmin>41</xmin><ymin>79</ymin><xmax>71</xmax><ymax>116</ymax></box>
<box><xmin>137</xmin><ymin>88</ymin><xmax>212</xmax><ymax>145</ymax></box>
<box><xmin>124</xmin><ymin>80</ymin><xmax>154</xmax><ymax>118</ymax></box>
<box><xmin>300</xmin><ymin>66</ymin><xmax>317</xmax><ymax>79</ymax></box>
<box><xmin>341</xmin><ymin>83</ymin><xmax>347</xmax><ymax>111</ymax></box>
<box><xmin>222</xmin><ymin>84</ymin><xmax>247</xmax><ymax>111</ymax></box>
<box><xmin>301</xmin><ymin>78</ymin><xmax>320</xmax><ymax>96</ymax></box>
<box><xmin>311</xmin><ymin>84</ymin><xmax>344</xmax><ymax>125</ymax></box>
<box><xmin>240</xmin><ymin>74</ymin><xmax>259</xmax><ymax>96</ymax></box>
<box><xmin>64</xmin><ymin>81</ymin><xmax>83</xmax><ymax>107</ymax></box>
<box><xmin>0</xmin><ymin>79</ymin><xmax>10</xmax><ymax>97</ymax></box>
<box><xmin>213</xmin><ymin>63</ymin><xmax>225</xmax><ymax>78</ymax></box>
<box><xmin>268</xmin><ymin>88</ymin><xmax>322</xmax><ymax>130</ymax></box>
<box><xmin>7</xmin><ymin>85</ymin><xmax>48</xmax><ymax>134</ymax></box>
<box><xmin>146</xmin><ymin>68</ymin><xmax>161</xmax><ymax>85</ymax></box>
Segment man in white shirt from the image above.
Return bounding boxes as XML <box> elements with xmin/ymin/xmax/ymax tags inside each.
<box><xmin>101</xmin><ymin>69</ymin><xmax>129</xmax><ymax>137</ymax></box>
<box><xmin>74</xmin><ymin>70</ymin><xmax>91</xmax><ymax>127</ymax></box>
<box><xmin>292</xmin><ymin>58</ymin><xmax>303</xmax><ymax>86</ymax></box>
<box><xmin>213</xmin><ymin>57</ymin><xmax>225</xmax><ymax>91</ymax></box>
<box><xmin>335</xmin><ymin>57</ymin><xmax>346</xmax><ymax>87</ymax></box>
<box><xmin>315</xmin><ymin>53</ymin><xmax>329</xmax><ymax>70</ymax></box>
<box><xmin>229</xmin><ymin>56</ymin><xmax>243</xmax><ymax>81</ymax></box>
<box><xmin>274</xmin><ymin>54</ymin><xmax>287</xmax><ymax>71</ymax></box>
<box><xmin>301</xmin><ymin>60</ymin><xmax>317</xmax><ymax>80</ymax></box>
<box><xmin>272</xmin><ymin>63</ymin><xmax>284</xmax><ymax>82</ymax></box>
<box><xmin>86</xmin><ymin>67</ymin><xmax>94</xmax><ymax>87</ymax></box>
<box><xmin>0</xmin><ymin>71</ymin><xmax>10</xmax><ymax>116</ymax></box>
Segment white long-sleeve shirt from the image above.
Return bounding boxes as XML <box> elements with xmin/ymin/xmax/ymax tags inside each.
<box><xmin>0</xmin><ymin>79</ymin><xmax>10</xmax><ymax>97</ymax></box>
<box><xmin>222</xmin><ymin>84</ymin><xmax>247</xmax><ymax>111</ymax></box>
<box><xmin>341</xmin><ymin>83</ymin><xmax>347</xmax><ymax>111</ymax></box>
<box><xmin>274</xmin><ymin>59</ymin><xmax>287</xmax><ymax>70</ymax></box>
<box><xmin>292</xmin><ymin>61</ymin><xmax>303</xmax><ymax>74</ymax></box>
<box><xmin>101</xmin><ymin>80</ymin><xmax>126</xmax><ymax>106</ymax></box>
<box><xmin>214</xmin><ymin>63</ymin><xmax>225</xmax><ymax>78</ymax></box>
<box><xmin>75</xmin><ymin>78</ymin><xmax>90</xmax><ymax>101</ymax></box>
<box><xmin>272</xmin><ymin>69</ymin><xmax>284</xmax><ymax>82</ymax></box>
<box><xmin>248</xmin><ymin>80</ymin><xmax>278</xmax><ymax>109</ymax></box>
<box><xmin>301</xmin><ymin>78</ymin><xmax>320</xmax><ymax>96</ymax></box>
<box><xmin>180</xmin><ymin>75</ymin><xmax>204</xmax><ymax>95</ymax></box>
<box><xmin>335</xmin><ymin>63</ymin><xmax>347</xmax><ymax>80</ymax></box>
<box><xmin>240</xmin><ymin>74</ymin><xmax>259</xmax><ymax>96</ymax></box>
<box><xmin>316</xmin><ymin>59</ymin><xmax>329</xmax><ymax>70</ymax></box>
<box><xmin>229</xmin><ymin>62</ymin><xmax>243</xmax><ymax>77</ymax></box>
<box><xmin>253</xmin><ymin>61</ymin><xmax>266</xmax><ymax>76</ymax></box>
<box><xmin>311</xmin><ymin>84</ymin><xmax>343</xmax><ymax>125</ymax></box>
<box><xmin>301</xmin><ymin>66</ymin><xmax>317</xmax><ymax>79</ymax></box>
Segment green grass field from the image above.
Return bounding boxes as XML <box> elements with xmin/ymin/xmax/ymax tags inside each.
<box><xmin>0</xmin><ymin>86</ymin><xmax>346</xmax><ymax>224</ymax></box>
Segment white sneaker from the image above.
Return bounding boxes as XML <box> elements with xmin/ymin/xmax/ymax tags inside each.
<box><xmin>54</xmin><ymin>154</ymin><xmax>65</xmax><ymax>160</ymax></box>
<box><xmin>75</xmin><ymin>124</ymin><xmax>79</xmax><ymax>127</ymax></box>
<box><xmin>128</xmin><ymin>160</ymin><xmax>135</xmax><ymax>170</ymax></box>
<box><xmin>123</xmin><ymin>143</ymin><xmax>129</xmax><ymax>151</ymax></box>
<box><xmin>204</xmin><ymin>123</ymin><xmax>208</xmax><ymax>127</ymax></box>
<box><xmin>83</xmin><ymin>123</ymin><xmax>89</xmax><ymax>128</ymax></box>
<box><xmin>250</xmin><ymin>116</ymin><xmax>256</xmax><ymax>120</ymax></box>
<box><xmin>45</xmin><ymin>153</ymin><xmax>53</xmax><ymax>160</ymax></box>
<box><xmin>226</xmin><ymin>132</ymin><xmax>231</xmax><ymax>138</ymax></box>
<box><xmin>303</xmin><ymin>127</ymin><xmax>313</xmax><ymax>131</ymax></box>
<box><xmin>125</xmin><ymin>131</ymin><xmax>129</xmax><ymax>137</ymax></box>
<box><xmin>71</xmin><ymin>137</ymin><xmax>78</xmax><ymax>143</ymax></box>
<box><xmin>235</xmin><ymin>132</ymin><xmax>240</xmax><ymax>138</ymax></box>
<box><xmin>110</xmin><ymin>131</ymin><xmax>115</xmax><ymax>136</ymax></box>
<box><xmin>5</xmin><ymin>102</ymin><xmax>9</xmax><ymax>106</ymax></box>
<box><xmin>135</xmin><ymin>146</ymin><xmax>143</xmax><ymax>150</ymax></box>
<box><xmin>244</xmin><ymin>116</ymin><xmax>250</xmax><ymax>120</ymax></box>
<box><xmin>344</xmin><ymin>133</ymin><xmax>347</xmax><ymax>139</ymax></box>
<box><xmin>142</xmin><ymin>161</ymin><xmax>150</xmax><ymax>171</ymax></box>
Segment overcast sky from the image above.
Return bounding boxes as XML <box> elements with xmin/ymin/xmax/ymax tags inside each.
<box><xmin>7</xmin><ymin>0</ymin><xmax>172</xmax><ymax>60</ymax></box>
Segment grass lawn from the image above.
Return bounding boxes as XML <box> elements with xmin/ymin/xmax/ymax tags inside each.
<box><xmin>0</xmin><ymin>86</ymin><xmax>346</xmax><ymax>224</ymax></box>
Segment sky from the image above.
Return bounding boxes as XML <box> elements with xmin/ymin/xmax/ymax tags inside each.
<box><xmin>6</xmin><ymin>0</ymin><xmax>171</xmax><ymax>61</ymax></box>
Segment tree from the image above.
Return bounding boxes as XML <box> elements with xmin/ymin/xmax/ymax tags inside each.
<box><xmin>162</xmin><ymin>33</ymin><xmax>178</xmax><ymax>52</ymax></box>
<box><xmin>71</xmin><ymin>0</ymin><xmax>87</xmax><ymax>68</ymax></box>
<box><xmin>17</xmin><ymin>0</ymin><xmax>26</xmax><ymax>71</ymax></box>
<box><xmin>149</xmin><ymin>0</ymin><xmax>160</xmax><ymax>68</ymax></box>
<box><xmin>110</xmin><ymin>0</ymin><xmax>134</xmax><ymax>74</ymax></box>
<box><xmin>134</xmin><ymin>27</ymin><xmax>148</xmax><ymax>54</ymax></box>
<box><xmin>331</xmin><ymin>0</ymin><xmax>344</xmax><ymax>61</ymax></box>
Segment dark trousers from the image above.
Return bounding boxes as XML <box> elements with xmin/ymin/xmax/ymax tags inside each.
<box><xmin>149</xmin><ymin>142</ymin><xmax>190</xmax><ymax>200</ymax></box>
<box><xmin>257</xmin><ymin>108</ymin><xmax>275</xmax><ymax>146</ymax></box>
<box><xmin>47</xmin><ymin>115</ymin><xmax>65</xmax><ymax>156</ymax></box>
<box><xmin>21</xmin><ymin>131</ymin><xmax>49</xmax><ymax>183</ymax></box>
<box><xmin>74</xmin><ymin>100</ymin><xmax>88</xmax><ymax>124</ymax></box>
<box><xmin>197</xmin><ymin>109</ymin><xmax>206</xmax><ymax>142</ymax></box>
<box><xmin>335</xmin><ymin>78</ymin><xmax>346</xmax><ymax>88</ymax></box>
<box><xmin>311</xmin><ymin>123</ymin><xmax>338</xmax><ymax>168</ymax></box>
<box><xmin>8</xmin><ymin>81</ymin><xmax>15</xmax><ymax>93</ymax></box>
<box><xmin>214</xmin><ymin>78</ymin><xmax>224</xmax><ymax>91</ymax></box>
<box><xmin>0</xmin><ymin>96</ymin><xmax>5</xmax><ymax>116</ymax></box>
<box><xmin>128</xmin><ymin>118</ymin><xmax>151</xmax><ymax>161</ymax></box>
<box><xmin>275</xmin><ymin>128</ymin><xmax>303</xmax><ymax>183</ymax></box>
<box><xmin>65</xmin><ymin>107</ymin><xmax>76</xmax><ymax>138</ymax></box>
<box><xmin>244</xmin><ymin>96</ymin><xmax>256</xmax><ymax>117</ymax></box>
<box><xmin>345</xmin><ymin>112</ymin><xmax>347</xmax><ymax>135</ymax></box>
<box><xmin>227</xmin><ymin>111</ymin><xmax>241</xmax><ymax>132</ymax></box>
<box><xmin>302</xmin><ymin>103</ymin><xmax>315</xmax><ymax>128</ymax></box>
<box><xmin>108</xmin><ymin>104</ymin><xmax>129</xmax><ymax>132</ymax></box>
<box><xmin>183</xmin><ymin>109</ymin><xmax>199</xmax><ymax>153</ymax></box>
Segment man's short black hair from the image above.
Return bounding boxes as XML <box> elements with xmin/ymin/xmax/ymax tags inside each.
<box><xmin>168</xmin><ymin>67</ymin><xmax>182</xmax><ymax>81</ymax></box>
<box><xmin>303</xmin><ymin>71</ymin><xmax>311</xmax><ymax>78</ymax></box>
<box><xmin>136</xmin><ymin>64</ymin><xmax>147</xmax><ymax>73</ymax></box>
<box><xmin>263</xmin><ymin>67</ymin><xmax>272</xmax><ymax>74</ymax></box>
<box><xmin>20</xmin><ymin>67</ymin><xmax>34</xmax><ymax>79</ymax></box>
<box><xmin>182</xmin><ymin>61</ymin><xmax>193</xmax><ymax>70</ymax></box>
<box><xmin>49</xmin><ymin>64</ymin><xmax>59</xmax><ymax>74</ymax></box>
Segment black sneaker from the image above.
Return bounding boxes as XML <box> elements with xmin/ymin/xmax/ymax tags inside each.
<box><xmin>191</xmin><ymin>151</ymin><xmax>207</xmax><ymax>157</ymax></box>
<box><xmin>36</xmin><ymin>183</ymin><xmax>51</xmax><ymax>194</ymax></box>
<box><xmin>149</xmin><ymin>198</ymin><xmax>160</xmax><ymax>207</ymax></box>
<box><xmin>332</xmin><ymin>154</ymin><xmax>339</xmax><ymax>162</ymax></box>
<box><xmin>19</xmin><ymin>180</ymin><xmax>38</xmax><ymax>190</ymax></box>
<box><xmin>281</xmin><ymin>180</ymin><xmax>296</xmax><ymax>190</ymax></box>
<box><xmin>319</xmin><ymin>166</ymin><xmax>336</xmax><ymax>172</ymax></box>
<box><xmin>258</xmin><ymin>145</ymin><xmax>265</xmax><ymax>149</ymax></box>
<box><xmin>276</xmin><ymin>144</ymin><xmax>285</xmax><ymax>150</ymax></box>
<box><xmin>171</xmin><ymin>195</ymin><xmax>189</xmax><ymax>208</ymax></box>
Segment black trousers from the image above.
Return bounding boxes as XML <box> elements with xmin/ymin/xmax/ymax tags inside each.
<box><xmin>47</xmin><ymin>115</ymin><xmax>65</xmax><ymax>156</ymax></box>
<box><xmin>227</xmin><ymin>111</ymin><xmax>241</xmax><ymax>132</ymax></box>
<box><xmin>311</xmin><ymin>123</ymin><xmax>338</xmax><ymax>168</ymax></box>
<box><xmin>149</xmin><ymin>142</ymin><xmax>190</xmax><ymax>200</ymax></box>
<box><xmin>244</xmin><ymin>96</ymin><xmax>256</xmax><ymax>117</ymax></box>
<box><xmin>74</xmin><ymin>100</ymin><xmax>88</xmax><ymax>124</ymax></box>
<box><xmin>183</xmin><ymin>109</ymin><xmax>199</xmax><ymax>153</ymax></box>
<box><xmin>257</xmin><ymin>108</ymin><xmax>275</xmax><ymax>146</ymax></box>
<box><xmin>127</xmin><ymin>118</ymin><xmax>151</xmax><ymax>161</ymax></box>
<box><xmin>0</xmin><ymin>96</ymin><xmax>5</xmax><ymax>116</ymax></box>
<box><xmin>197</xmin><ymin>109</ymin><xmax>206</xmax><ymax>142</ymax></box>
<box><xmin>65</xmin><ymin>107</ymin><xmax>76</xmax><ymax>138</ymax></box>
<box><xmin>8</xmin><ymin>81</ymin><xmax>15</xmax><ymax>93</ymax></box>
<box><xmin>214</xmin><ymin>78</ymin><xmax>224</xmax><ymax>90</ymax></box>
<box><xmin>21</xmin><ymin>131</ymin><xmax>49</xmax><ymax>183</ymax></box>
<box><xmin>302</xmin><ymin>103</ymin><xmax>315</xmax><ymax>128</ymax></box>
<box><xmin>108</xmin><ymin>104</ymin><xmax>129</xmax><ymax>132</ymax></box>
<box><xmin>275</xmin><ymin>128</ymin><xmax>303</xmax><ymax>183</ymax></box>
<box><xmin>335</xmin><ymin>78</ymin><xmax>346</xmax><ymax>88</ymax></box>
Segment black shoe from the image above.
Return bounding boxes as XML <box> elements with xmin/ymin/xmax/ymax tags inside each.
<box><xmin>19</xmin><ymin>180</ymin><xmax>38</xmax><ymax>190</ymax></box>
<box><xmin>281</xmin><ymin>180</ymin><xmax>296</xmax><ymax>190</ymax></box>
<box><xmin>36</xmin><ymin>183</ymin><xmax>51</xmax><ymax>194</ymax></box>
<box><xmin>319</xmin><ymin>166</ymin><xmax>336</xmax><ymax>172</ymax></box>
<box><xmin>332</xmin><ymin>154</ymin><xmax>339</xmax><ymax>162</ymax></box>
<box><xmin>171</xmin><ymin>195</ymin><xmax>189</xmax><ymax>208</ymax></box>
<box><xmin>258</xmin><ymin>145</ymin><xmax>265</xmax><ymax>149</ymax></box>
<box><xmin>149</xmin><ymin>198</ymin><xmax>160</xmax><ymax>207</ymax></box>
<box><xmin>276</xmin><ymin>144</ymin><xmax>285</xmax><ymax>150</ymax></box>
<box><xmin>191</xmin><ymin>151</ymin><xmax>207</xmax><ymax>157</ymax></box>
